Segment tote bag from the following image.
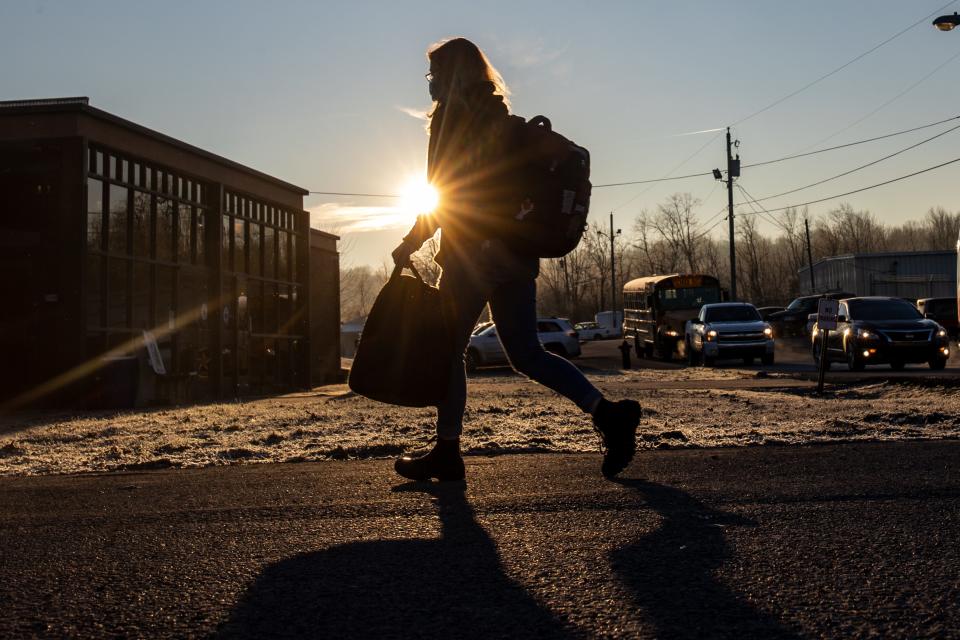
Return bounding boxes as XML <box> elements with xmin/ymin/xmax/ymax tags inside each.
<box><xmin>348</xmin><ymin>264</ymin><xmax>449</xmax><ymax>407</ymax></box>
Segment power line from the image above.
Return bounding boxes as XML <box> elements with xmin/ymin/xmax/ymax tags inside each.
<box><xmin>609</xmin><ymin>131</ymin><xmax>724</xmax><ymax>213</ymax></box>
<box><xmin>591</xmin><ymin>113</ymin><xmax>960</xmax><ymax>190</ymax></box>
<box><xmin>731</xmin><ymin>0</ymin><xmax>959</xmax><ymax>126</ymax></box>
<box><xmin>741</xmin><ymin>120</ymin><xmax>960</xmax><ymax>204</ymax></box>
<box><xmin>792</xmin><ymin>46</ymin><xmax>960</xmax><ymax>154</ymax></box>
<box><xmin>309</xmin><ymin>114</ymin><xmax>960</xmax><ymax>201</ymax></box>
<box><xmin>736</xmin><ymin>183</ymin><xmax>787</xmax><ymax>232</ymax></box>
<box><xmin>736</xmin><ymin>155</ymin><xmax>960</xmax><ymax>215</ymax></box>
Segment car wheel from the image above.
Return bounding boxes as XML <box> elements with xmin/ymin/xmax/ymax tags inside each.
<box><xmin>742</xmin><ymin>356</ymin><xmax>754</xmax><ymax>365</ymax></box>
<box><xmin>593</xmin><ymin>334</ymin><xmax>601</xmax><ymax>341</ymax></box>
<box><xmin>890</xmin><ymin>360</ymin><xmax>905</xmax><ymax>371</ymax></box>
<box><xmin>703</xmin><ymin>354</ymin><xmax>716</xmax><ymax>367</ymax></box>
<box><xmin>846</xmin><ymin>344</ymin><xmax>865</xmax><ymax>371</ymax></box>
<box><xmin>929</xmin><ymin>357</ymin><xmax>947</xmax><ymax>370</ymax></box>
<box><xmin>644</xmin><ymin>343</ymin><xmax>655</xmax><ymax>360</ymax></box>
<box><xmin>465</xmin><ymin>349</ymin><xmax>480</xmax><ymax>373</ymax></box>
<box><xmin>686</xmin><ymin>341</ymin><xmax>701</xmax><ymax>366</ymax></box>
<box><xmin>762</xmin><ymin>353</ymin><xmax>774</xmax><ymax>366</ymax></box>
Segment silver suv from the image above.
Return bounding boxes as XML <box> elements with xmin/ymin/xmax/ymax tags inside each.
<box><xmin>466</xmin><ymin>318</ymin><xmax>581</xmax><ymax>371</ymax></box>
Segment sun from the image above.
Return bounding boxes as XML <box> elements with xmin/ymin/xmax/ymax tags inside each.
<box><xmin>398</xmin><ymin>176</ymin><xmax>439</xmax><ymax>222</ymax></box>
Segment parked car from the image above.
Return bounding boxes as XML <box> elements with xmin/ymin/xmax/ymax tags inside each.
<box><xmin>916</xmin><ymin>297</ymin><xmax>958</xmax><ymax>338</ymax></box>
<box><xmin>756</xmin><ymin>306</ymin><xmax>785</xmax><ymax>321</ymax></box>
<box><xmin>768</xmin><ymin>292</ymin><xmax>855</xmax><ymax>337</ymax></box>
<box><xmin>574</xmin><ymin>321</ymin><xmax>616</xmax><ymax>341</ymax></box>
<box><xmin>811</xmin><ymin>297</ymin><xmax>950</xmax><ymax>370</ymax></box>
<box><xmin>466</xmin><ymin>318</ymin><xmax>581</xmax><ymax>371</ymax></box>
<box><xmin>684</xmin><ymin>302</ymin><xmax>775</xmax><ymax>366</ymax></box>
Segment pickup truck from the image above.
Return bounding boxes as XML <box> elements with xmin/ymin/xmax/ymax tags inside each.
<box><xmin>685</xmin><ymin>302</ymin><xmax>775</xmax><ymax>366</ymax></box>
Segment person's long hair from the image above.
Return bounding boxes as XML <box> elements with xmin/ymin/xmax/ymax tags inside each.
<box><xmin>426</xmin><ymin>37</ymin><xmax>510</xmax><ymax>132</ymax></box>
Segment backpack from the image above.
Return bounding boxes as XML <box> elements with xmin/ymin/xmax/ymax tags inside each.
<box><xmin>500</xmin><ymin>115</ymin><xmax>591</xmax><ymax>258</ymax></box>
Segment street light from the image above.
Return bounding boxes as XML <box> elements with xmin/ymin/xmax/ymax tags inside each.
<box><xmin>933</xmin><ymin>12</ymin><xmax>960</xmax><ymax>31</ymax></box>
<box><xmin>596</xmin><ymin>213</ymin><xmax>622</xmax><ymax>318</ymax></box>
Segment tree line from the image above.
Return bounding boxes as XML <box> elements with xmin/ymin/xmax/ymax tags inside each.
<box><xmin>338</xmin><ymin>194</ymin><xmax>960</xmax><ymax>323</ymax></box>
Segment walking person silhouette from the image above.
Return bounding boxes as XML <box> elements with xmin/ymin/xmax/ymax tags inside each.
<box><xmin>392</xmin><ymin>37</ymin><xmax>641</xmax><ymax>482</ymax></box>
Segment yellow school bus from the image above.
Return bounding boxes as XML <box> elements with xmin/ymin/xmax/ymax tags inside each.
<box><xmin>623</xmin><ymin>273</ymin><xmax>723</xmax><ymax>359</ymax></box>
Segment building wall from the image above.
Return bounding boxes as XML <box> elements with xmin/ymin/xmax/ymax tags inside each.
<box><xmin>799</xmin><ymin>251</ymin><xmax>957</xmax><ymax>300</ymax></box>
<box><xmin>310</xmin><ymin>230</ymin><xmax>341</xmax><ymax>385</ymax></box>
<box><xmin>0</xmin><ymin>101</ymin><xmax>344</xmax><ymax>407</ymax></box>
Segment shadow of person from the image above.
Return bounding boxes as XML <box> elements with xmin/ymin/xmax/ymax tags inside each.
<box><xmin>217</xmin><ymin>481</ymin><xmax>575</xmax><ymax>639</ymax></box>
<box><xmin>610</xmin><ymin>479</ymin><xmax>802</xmax><ymax>639</ymax></box>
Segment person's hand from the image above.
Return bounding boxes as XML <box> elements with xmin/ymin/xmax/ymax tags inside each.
<box><xmin>391</xmin><ymin>239</ymin><xmax>415</xmax><ymax>267</ymax></box>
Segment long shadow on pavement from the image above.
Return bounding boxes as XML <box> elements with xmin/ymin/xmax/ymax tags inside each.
<box><xmin>610</xmin><ymin>479</ymin><xmax>802</xmax><ymax>639</ymax></box>
<box><xmin>216</xmin><ymin>481</ymin><xmax>576</xmax><ymax>639</ymax></box>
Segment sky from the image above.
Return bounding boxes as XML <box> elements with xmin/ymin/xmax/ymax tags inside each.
<box><xmin>4</xmin><ymin>0</ymin><xmax>960</xmax><ymax>267</ymax></box>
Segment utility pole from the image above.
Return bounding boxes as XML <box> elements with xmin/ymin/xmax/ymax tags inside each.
<box><xmin>804</xmin><ymin>217</ymin><xmax>817</xmax><ymax>293</ymax></box>
<box><xmin>610</xmin><ymin>212</ymin><xmax>617</xmax><ymax>315</ymax></box>
<box><xmin>726</xmin><ymin>127</ymin><xmax>739</xmax><ymax>301</ymax></box>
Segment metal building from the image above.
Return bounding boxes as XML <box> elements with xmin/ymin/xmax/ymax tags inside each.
<box><xmin>798</xmin><ymin>250</ymin><xmax>956</xmax><ymax>299</ymax></box>
<box><xmin>0</xmin><ymin>97</ymin><xmax>340</xmax><ymax>407</ymax></box>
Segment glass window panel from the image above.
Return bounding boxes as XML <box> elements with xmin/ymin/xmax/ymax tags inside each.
<box><xmin>195</xmin><ymin>210</ymin><xmax>206</xmax><ymax>265</ymax></box>
<box><xmin>291</xmin><ymin>239</ymin><xmax>298</xmax><ymax>282</ymax></box>
<box><xmin>108</xmin><ymin>185</ymin><xmax>128</xmax><ymax>255</ymax></box>
<box><xmin>86</xmin><ymin>178</ymin><xmax>103</xmax><ymax>252</ymax></box>
<box><xmin>132</xmin><ymin>261</ymin><xmax>152</xmax><ymax>329</ymax></box>
<box><xmin>278</xmin><ymin>284</ymin><xmax>291</xmax><ymax>334</ymax></box>
<box><xmin>157</xmin><ymin>198</ymin><xmax>174</xmax><ymax>262</ymax></box>
<box><xmin>132</xmin><ymin>191</ymin><xmax>151</xmax><ymax>258</ymax></box>
<box><xmin>107</xmin><ymin>257</ymin><xmax>128</xmax><ymax>328</ymax></box>
<box><xmin>249</xmin><ymin>281</ymin><xmax>262</xmax><ymax>333</ymax></box>
<box><xmin>177</xmin><ymin>176</ymin><xmax>183</xmax><ymax>199</ymax></box>
<box><xmin>133</xmin><ymin>163</ymin><xmax>141</xmax><ymax>187</ymax></box>
<box><xmin>221</xmin><ymin>214</ymin><xmax>232</xmax><ymax>271</ymax></box>
<box><xmin>177</xmin><ymin>204</ymin><xmax>191</xmax><ymax>263</ymax></box>
<box><xmin>108</xmin><ymin>155</ymin><xmax>116</xmax><ymax>180</ymax></box>
<box><xmin>121</xmin><ymin>159</ymin><xmax>129</xmax><ymax>183</ymax></box>
<box><xmin>264</xmin><ymin>226</ymin><xmax>275</xmax><ymax>279</ymax></box>
<box><xmin>249</xmin><ymin>223</ymin><xmax>261</xmax><ymax>277</ymax></box>
<box><xmin>265</xmin><ymin>338</ymin><xmax>278</xmax><ymax>387</ymax></box>
<box><xmin>233</xmin><ymin>218</ymin><xmax>246</xmax><ymax>273</ymax></box>
<box><xmin>277</xmin><ymin>231</ymin><xmax>289</xmax><ymax>282</ymax></box>
<box><xmin>94</xmin><ymin>151</ymin><xmax>103</xmax><ymax>175</ymax></box>
<box><xmin>264</xmin><ymin>283</ymin><xmax>277</xmax><ymax>334</ymax></box>
<box><xmin>156</xmin><ymin>265</ymin><xmax>174</xmax><ymax>333</ymax></box>
<box><xmin>145</xmin><ymin>167</ymin><xmax>153</xmax><ymax>190</ymax></box>
<box><xmin>86</xmin><ymin>333</ymin><xmax>106</xmax><ymax>360</ymax></box>
<box><xmin>85</xmin><ymin>254</ymin><xmax>103</xmax><ymax>329</ymax></box>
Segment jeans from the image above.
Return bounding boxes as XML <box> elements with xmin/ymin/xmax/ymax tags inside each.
<box><xmin>436</xmin><ymin>260</ymin><xmax>602</xmax><ymax>439</ymax></box>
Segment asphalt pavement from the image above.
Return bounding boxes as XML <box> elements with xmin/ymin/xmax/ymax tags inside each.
<box><xmin>576</xmin><ymin>336</ymin><xmax>960</xmax><ymax>382</ymax></box>
<box><xmin>1</xmin><ymin>441</ymin><xmax>958</xmax><ymax>638</ymax></box>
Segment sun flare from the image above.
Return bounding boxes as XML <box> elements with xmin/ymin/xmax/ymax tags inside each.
<box><xmin>398</xmin><ymin>176</ymin><xmax>439</xmax><ymax>222</ymax></box>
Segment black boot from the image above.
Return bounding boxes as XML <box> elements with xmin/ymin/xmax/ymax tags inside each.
<box><xmin>395</xmin><ymin>438</ymin><xmax>465</xmax><ymax>482</ymax></box>
<box><xmin>592</xmin><ymin>399</ymin><xmax>642</xmax><ymax>478</ymax></box>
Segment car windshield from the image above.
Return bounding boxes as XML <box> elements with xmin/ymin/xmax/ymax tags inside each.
<box><xmin>704</xmin><ymin>306</ymin><xmax>761</xmax><ymax>322</ymax></box>
<box><xmin>657</xmin><ymin>286</ymin><xmax>721</xmax><ymax>310</ymax></box>
<box><xmin>786</xmin><ymin>297</ymin><xmax>816</xmax><ymax>312</ymax></box>
<box><xmin>848</xmin><ymin>300</ymin><xmax>922</xmax><ymax>321</ymax></box>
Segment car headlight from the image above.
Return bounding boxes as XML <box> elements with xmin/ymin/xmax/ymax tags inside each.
<box><xmin>857</xmin><ymin>328</ymin><xmax>873</xmax><ymax>339</ymax></box>
<box><xmin>938</xmin><ymin>329</ymin><xmax>947</xmax><ymax>338</ymax></box>
<box><xmin>763</xmin><ymin>326</ymin><xmax>773</xmax><ymax>338</ymax></box>
<box><xmin>664</xmin><ymin>329</ymin><xmax>679</xmax><ymax>337</ymax></box>
<box><xmin>705</xmin><ymin>329</ymin><xmax>718</xmax><ymax>342</ymax></box>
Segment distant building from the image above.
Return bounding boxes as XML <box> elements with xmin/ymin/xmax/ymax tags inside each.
<box><xmin>0</xmin><ymin>97</ymin><xmax>340</xmax><ymax>407</ymax></box>
<box><xmin>798</xmin><ymin>250</ymin><xmax>956</xmax><ymax>300</ymax></box>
